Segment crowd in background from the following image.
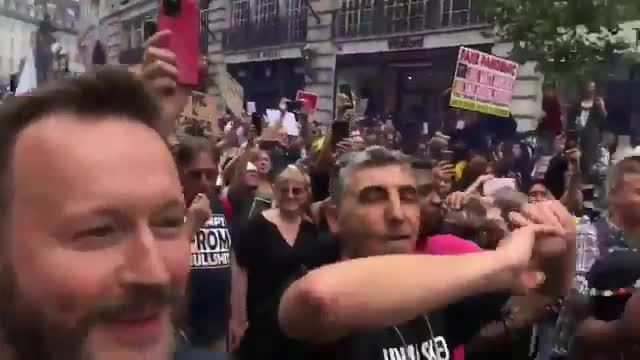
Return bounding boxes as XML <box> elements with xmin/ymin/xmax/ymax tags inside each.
<box><xmin>2</xmin><ymin>29</ymin><xmax>640</xmax><ymax>360</ymax></box>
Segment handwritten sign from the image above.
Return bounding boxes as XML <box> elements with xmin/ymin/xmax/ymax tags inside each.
<box><xmin>450</xmin><ymin>47</ymin><xmax>519</xmax><ymax>117</ymax></box>
<box><xmin>179</xmin><ymin>91</ymin><xmax>219</xmax><ymax>136</ymax></box>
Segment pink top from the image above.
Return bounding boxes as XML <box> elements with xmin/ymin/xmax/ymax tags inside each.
<box><xmin>422</xmin><ymin>234</ymin><xmax>482</xmax><ymax>255</ymax></box>
<box><xmin>416</xmin><ymin>234</ymin><xmax>482</xmax><ymax>360</ymax></box>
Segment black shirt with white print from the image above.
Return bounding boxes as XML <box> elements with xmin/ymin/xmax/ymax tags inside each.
<box><xmin>257</xmin><ymin>270</ymin><xmax>508</xmax><ymax>360</ymax></box>
<box><xmin>186</xmin><ymin>197</ymin><xmax>232</xmax><ymax>347</ymax></box>
<box><xmin>321</xmin><ymin>293</ymin><xmax>509</xmax><ymax>360</ymax></box>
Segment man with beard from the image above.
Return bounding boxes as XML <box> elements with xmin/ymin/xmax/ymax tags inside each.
<box><xmin>0</xmin><ymin>68</ymin><xmax>225</xmax><ymax>360</ymax></box>
<box><xmin>274</xmin><ymin>146</ymin><xmax>576</xmax><ymax>360</ymax></box>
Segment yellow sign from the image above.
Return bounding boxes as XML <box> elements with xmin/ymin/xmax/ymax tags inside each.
<box><xmin>450</xmin><ymin>47</ymin><xmax>518</xmax><ymax>117</ymax></box>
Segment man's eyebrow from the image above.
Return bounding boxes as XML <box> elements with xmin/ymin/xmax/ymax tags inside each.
<box><xmin>358</xmin><ymin>185</ymin><xmax>387</xmax><ymax>194</ymax></box>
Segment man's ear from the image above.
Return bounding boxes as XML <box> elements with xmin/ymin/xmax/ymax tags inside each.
<box><xmin>325</xmin><ymin>202</ymin><xmax>340</xmax><ymax>235</ymax></box>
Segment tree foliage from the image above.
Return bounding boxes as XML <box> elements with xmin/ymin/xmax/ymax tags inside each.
<box><xmin>476</xmin><ymin>0</ymin><xmax>640</xmax><ymax>84</ymax></box>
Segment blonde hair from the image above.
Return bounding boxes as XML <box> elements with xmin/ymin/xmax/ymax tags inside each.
<box><xmin>607</xmin><ymin>156</ymin><xmax>640</xmax><ymax>196</ymax></box>
<box><xmin>275</xmin><ymin>165</ymin><xmax>310</xmax><ymax>187</ymax></box>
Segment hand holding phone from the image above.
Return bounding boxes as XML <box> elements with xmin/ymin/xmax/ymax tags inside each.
<box><xmin>157</xmin><ymin>0</ymin><xmax>200</xmax><ymax>86</ymax></box>
<box><xmin>331</xmin><ymin>121</ymin><xmax>350</xmax><ymax>150</ymax></box>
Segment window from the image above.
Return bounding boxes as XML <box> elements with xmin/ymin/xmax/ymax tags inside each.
<box><xmin>230</xmin><ymin>0</ymin><xmax>250</xmax><ymax>27</ymax></box>
<box><xmin>256</xmin><ymin>0</ymin><xmax>277</xmax><ymax>24</ymax></box>
<box><xmin>287</xmin><ymin>0</ymin><xmax>307</xmax><ymax>41</ymax></box>
<box><xmin>442</xmin><ymin>0</ymin><xmax>474</xmax><ymax>27</ymax></box>
<box><xmin>122</xmin><ymin>11</ymin><xmax>154</xmax><ymax>49</ymax></box>
<box><xmin>385</xmin><ymin>0</ymin><xmax>427</xmax><ymax>33</ymax></box>
<box><xmin>338</xmin><ymin>0</ymin><xmax>374</xmax><ymax>37</ymax></box>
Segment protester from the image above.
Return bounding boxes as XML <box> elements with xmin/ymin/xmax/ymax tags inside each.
<box><xmin>7</xmin><ymin>20</ymin><xmax>639</xmax><ymax>360</ymax></box>
<box><xmin>174</xmin><ymin>139</ymin><xmax>232</xmax><ymax>351</ymax></box>
<box><xmin>233</xmin><ymin>165</ymin><xmax>335</xmax><ymax>359</ymax></box>
<box><xmin>568</xmin><ymin>81</ymin><xmax>608</xmax><ymax>178</ymax></box>
<box><xmin>572</xmin><ymin>155</ymin><xmax>640</xmax><ymax>359</ymax></box>
<box><xmin>0</xmin><ymin>68</ymin><xmax>225</xmax><ymax>360</ymax></box>
<box><xmin>273</xmin><ymin>146</ymin><xmax>575</xmax><ymax>359</ymax></box>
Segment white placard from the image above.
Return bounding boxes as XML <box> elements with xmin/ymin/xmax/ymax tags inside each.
<box><xmin>246</xmin><ymin>101</ymin><xmax>256</xmax><ymax>115</ymax></box>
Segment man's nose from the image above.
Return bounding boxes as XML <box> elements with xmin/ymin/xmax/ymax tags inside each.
<box><xmin>121</xmin><ymin>227</ymin><xmax>171</xmax><ymax>286</ymax></box>
<box><xmin>385</xmin><ymin>192</ymin><xmax>404</xmax><ymax>223</ymax></box>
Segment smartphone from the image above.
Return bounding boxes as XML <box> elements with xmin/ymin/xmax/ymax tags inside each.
<box><xmin>331</xmin><ymin>121</ymin><xmax>350</xmax><ymax>149</ymax></box>
<box><xmin>251</xmin><ymin>113</ymin><xmax>263</xmax><ymax>136</ymax></box>
<box><xmin>422</xmin><ymin>122</ymin><xmax>429</xmax><ymax>135</ymax></box>
<box><xmin>441</xmin><ymin>150</ymin><xmax>454</xmax><ymax>162</ymax></box>
<box><xmin>157</xmin><ymin>0</ymin><xmax>200</xmax><ymax>86</ymax></box>
<box><xmin>339</xmin><ymin>84</ymin><xmax>354</xmax><ymax>109</ymax></box>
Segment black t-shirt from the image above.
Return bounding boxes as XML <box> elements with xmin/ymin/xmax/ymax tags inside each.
<box><xmin>587</xmin><ymin>248</ymin><xmax>640</xmax><ymax>321</ymax></box>
<box><xmin>245</xmin><ymin>282</ymin><xmax>507</xmax><ymax>360</ymax></box>
<box><xmin>186</xmin><ymin>198</ymin><xmax>232</xmax><ymax>346</ymax></box>
<box><xmin>234</xmin><ymin>213</ymin><xmax>338</xmax><ymax>359</ymax></box>
<box><xmin>317</xmin><ymin>293</ymin><xmax>508</xmax><ymax>360</ymax></box>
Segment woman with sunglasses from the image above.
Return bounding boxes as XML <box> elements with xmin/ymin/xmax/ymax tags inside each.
<box><xmin>232</xmin><ymin>165</ymin><xmax>334</xmax><ymax>359</ymax></box>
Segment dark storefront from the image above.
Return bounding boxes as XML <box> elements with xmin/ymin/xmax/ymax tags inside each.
<box><xmin>335</xmin><ymin>44</ymin><xmax>492</xmax><ymax>130</ymax></box>
<box><xmin>227</xmin><ymin>59</ymin><xmax>306</xmax><ymax>115</ymax></box>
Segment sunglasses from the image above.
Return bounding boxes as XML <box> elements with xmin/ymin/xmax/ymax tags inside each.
<box><xmin>277</xmin><ymin>186</ymin><xmax>305</xmax><ymax>197</ymax></box>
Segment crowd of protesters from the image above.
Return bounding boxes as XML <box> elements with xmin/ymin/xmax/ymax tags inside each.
<box><xmin>0</xmin><ymin>29</ymin><xmax>640</xmax><ymax>360</ymax></box>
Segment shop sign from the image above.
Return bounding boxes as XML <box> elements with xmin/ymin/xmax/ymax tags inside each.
<box><xmin>387</xmin><ymin>36</ymin><xmax>423</xmax><ymax>50</ymax></box>
<box><xmin>248</xmin><ymin>49</ymin><xmax>280</xmax><ymax>60</ymax></box>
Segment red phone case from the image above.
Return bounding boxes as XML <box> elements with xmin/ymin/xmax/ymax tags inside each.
<box><xmin>157</xmin><ymin>0</ymin><xmax>200</xmax><ymax>86</ymax></box>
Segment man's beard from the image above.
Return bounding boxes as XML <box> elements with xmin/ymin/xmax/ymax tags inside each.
<box><xmin>0</xmin><ymin>262</ymin><xmax>185</xmax><ymax>360</ymax></box>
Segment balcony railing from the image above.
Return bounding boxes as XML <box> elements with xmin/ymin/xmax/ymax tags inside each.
<box><xmin>332</xmin><ymin>0</ymin><xmax>484</xmax><ymax>39</ymax></box>
<box><xmin>223</xmin><ymin>14</ymin><xmax>308</xmax><ymax>51</ymax></box>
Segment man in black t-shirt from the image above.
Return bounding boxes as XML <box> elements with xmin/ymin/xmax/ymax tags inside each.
<box><xmin>175</xmin><ymin>139</ymin><xmax>232</xmax><ymax>351</ymax></box>
<box><xmin>274</xmin><ymin>146</ymin><xmax>576</xmax><ymax>360</ymax></box>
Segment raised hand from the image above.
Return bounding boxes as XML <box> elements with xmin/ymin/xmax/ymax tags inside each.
<box><xmin>140</xmin><ymin>30</ymin><xmax>190</xmax><ymax>138</ymax></box>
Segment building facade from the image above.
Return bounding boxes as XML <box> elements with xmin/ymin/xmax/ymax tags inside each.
<box><xmin>96</xmin><ymin>0</ymin><xmax>211</xmax><ymax>72</ymax></box>
<box><xmin>0</xmin><ymin>0</ymin><xmax>82</xmax><ymax>86</ymax></box>
<box><xmin>203</xmin><ymin>0</ymin><xmax>545</xmax><ymax>129</ymax></box>
<box><xmin>93</xmin><ymin>0</ymin><xmax>639</xmax><ymax>130</ymax></box>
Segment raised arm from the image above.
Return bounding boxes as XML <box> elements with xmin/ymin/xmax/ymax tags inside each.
<box><xmin>278</xmin><ymin>224</ymin><xmax>557</xmax><ymax>343</ymax></box>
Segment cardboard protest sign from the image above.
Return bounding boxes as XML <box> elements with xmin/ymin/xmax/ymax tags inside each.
<box><xmin>450</xmin><ymin>47</ymin><xmax>519</xmax><ymax>118</ymax></box>
<box><xmin>179</xmin><ymin>91</ymin><xmax>219</xmax><ymax>136</ymax></box>
<box><xmin>218</xmin><ymin>65</ymin><xmax>245</xmax><ymax>118</ymax></box>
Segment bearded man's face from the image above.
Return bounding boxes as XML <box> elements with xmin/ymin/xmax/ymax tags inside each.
<box><xmin>1</xmin><ymin>115</ymin><xmax>190</xmax><ymax>360</ymax></box>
